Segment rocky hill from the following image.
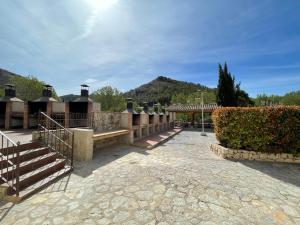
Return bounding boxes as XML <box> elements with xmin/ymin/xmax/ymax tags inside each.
<box><xmin>0</xmin><ymin>68</ymin><xmax>22</xmax><ymax>86</ymax></box>
<box><xmin>124</xmin><ymin>76</ymin><xmax>215</xmax><ymax>105</ymax></box>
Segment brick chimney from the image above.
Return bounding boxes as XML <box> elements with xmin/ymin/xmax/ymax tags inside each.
<box><xmin>143</xmin><ymin>102</ymin><xmax>149</xmax><ymax>113</ymax></box>
<box><xmin>125</xmin><ymin>98</ymin><xmax>134</xmax><ymax>113</ymax></box>
<box><xmin>42</xmin><ymin>85</ymin><xmax>53</xmax><ymax>97</ymax></box>
<box><xmin>4</xmin><ymin>84</ymin><xmax>16</xmax><ymax>97</ymax></box>
<box><xmin>154</xmin><ymin>104</ymin><xmax>159</xmax><ymax>114</ymax></box>
<box><xmin>81</xmin><ymin>84</ymin><xmax>89</xmax><ymax>97</ymax></box>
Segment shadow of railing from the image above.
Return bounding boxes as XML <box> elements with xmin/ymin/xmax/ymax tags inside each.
<box><xmin>0</xmin><ymin>201</ymin><xmax>14</xmax><ymax>223</ymax></box>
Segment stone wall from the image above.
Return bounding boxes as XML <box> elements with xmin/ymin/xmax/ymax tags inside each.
<box><xmin>210</xmin><ymin>144</ymin><xmax>300</xmax><ymax>164</ymax></box>
<box><xmin>92</xmin><ymin>112</ymin><xmax>122</xmax><ymax>132</ymax></box>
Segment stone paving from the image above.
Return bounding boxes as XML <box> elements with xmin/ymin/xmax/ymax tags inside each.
<box><xmin>1</xmin><ymin>131</ymin><xmax>300</xmax><ymax>225</ymax></box>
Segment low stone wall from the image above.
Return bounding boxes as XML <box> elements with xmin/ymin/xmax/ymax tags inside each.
<box><xmin>92</xmin><ymin>112</ymin><xmax>122</xmax><ymax>132</ymax></box>
<box><xmin>210</xmin><ymin>144</ymin><xmax>300</xmax><ymax>164</ymax></box>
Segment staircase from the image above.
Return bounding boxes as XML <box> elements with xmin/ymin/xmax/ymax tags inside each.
<box><xmin>0</xmin><ymin>113</ymin><xmax>73</xmax><ymax>202</ymax></box>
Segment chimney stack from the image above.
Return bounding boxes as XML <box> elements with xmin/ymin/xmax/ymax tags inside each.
<box><xmin>81</xmin><ymin>84</ymin><xmax>89</xmax><ymax>97</ymax></box>
<box><xmin>125</xmin><ymin>98</ymin><xmax>134</xmax><ymax>113</ymax></box>
<box><xmin>4</xmin><ymin>84</ymin><xmax>16</xmax><ymax>97</ymax></box>
<box><xmin>143</xmin><ymin>102</ymin><xmax>149</xmax><ymax>113</ymax></box>
<box><xmin>154</xmin><ymin>104</ymin><xmax>159</xmax><ymax>114</ymax></box>
<box><xmin>42</xmin><ymin>85</ymin><xmax>53</xmax><ymax>97</ymax></box>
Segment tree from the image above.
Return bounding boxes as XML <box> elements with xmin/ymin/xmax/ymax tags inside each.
<box><xmin>235</xmin><ymin>84</ymin><xmax>254</xmax><ymax>106</ymax></box>
<box><xmin>10</xmin><ymin>75</ymin><xmax>58</xmax><ymax>101</ymax></box>
<box><xmin>281</xmin><ymin>91</ymin><xmax>300</xmax><ymax>105</ymax></box>
<box><xmin>0</xmin><ymin>88</ymin><xmax>4</xmax><ymax>97</ymax></box>
<box><xmin>171</xmin><ymin>91</ymin><xmax>217</xmax><ymax>105</ymax></box>
<box><xmin>217</xmin><ymin>63</ymin><xmax>252</xmax><ymax>107</ymax></box>
<box><xmin>217</xmin><ymin>63</ymin><xmax>237</xmax><ymax>106</ymax></box>
<box><xmin>91</xmin><ymin>86</ymin><xmax>126</xmax><ymax>112</ymax></box>
<box><xmin>254</xmin><ymin>91</ymin><xmax>300</xmax><ymax>106</ymax></box>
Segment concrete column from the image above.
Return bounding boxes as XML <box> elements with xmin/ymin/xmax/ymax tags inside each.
<box><xmin>5</xmin><ymin>102</ymin><xmax>12</xmax><ymax>129</ymax></box>
<box><xmin>153</xmin><ymin>114</ymin><xmax>159</xmax><ymax>133</ymax></box>
<box><xmin>88</xmin><ymin>102</ymin><xmax>93</xmax><ymax>114</ymax></box>
<box><xmin>23</xmin><ymin>102</ymin><xmax>29</xmax><ymax>129</ymax></box>
<box><xmin>73</xmin><ymin>128</ymin><xmax>94</xmax><ymax>161</ymax></box>
<box><xmin>46</xmin><ymin>102</ymin><xmax>52</xmax><ymax>115</ymax></box>
<box><xmin>121</xmin><ymin>112</ymin><xmax>134</xmax><ymax>144</ymax></box>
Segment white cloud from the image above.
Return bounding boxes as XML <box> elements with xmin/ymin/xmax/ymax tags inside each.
<box><xmin>84</xmin><ymin>78</ymin><xmax>99</xmax><ymax>84</ymax></box>
<box><xmin>73</xmin><ymin>0</ymin><xmax>119</xmax><ymax>41</ymax></box>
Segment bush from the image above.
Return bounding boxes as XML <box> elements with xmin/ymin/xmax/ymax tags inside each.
<box><xmin>212</xmin><ymin>107</ymin><xmax>300</xmax><ymax>154</ymax></box>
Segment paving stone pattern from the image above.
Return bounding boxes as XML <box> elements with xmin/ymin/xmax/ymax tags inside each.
<box><xmin>1</xmin><ymin>131</ymin><xmax>300</xmax><ymax>224</ymax></box>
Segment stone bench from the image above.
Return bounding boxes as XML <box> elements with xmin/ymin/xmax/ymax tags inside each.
<box><xmin>93</xmin><ymin>129</ymin><xmax>130</xmax><ymax>141</ymax></box>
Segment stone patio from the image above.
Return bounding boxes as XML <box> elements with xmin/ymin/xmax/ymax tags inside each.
<box><xmin>1</xmin><ymin>131</ymin><xmax>300</xmax><ymax>225</ymax></box>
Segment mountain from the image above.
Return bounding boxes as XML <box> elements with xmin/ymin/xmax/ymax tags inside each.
<box><xmin>124</xmin><ymin>76</ymin><xmax>215</xmax><ymax>105</ymax></box>
<box><xmin>0</xmin><ymin>68</ymin><xmax>22</xmax><ymax>86</ymax></box>
<box><xmin>60</xmin><ymin>94</ymin><xmax>80</xmax><ymax>102</ymax></box>
<box><xmin>0</xmin><ymin>68</ymin><xmax>59</xmax><ymax>101</ymax></box>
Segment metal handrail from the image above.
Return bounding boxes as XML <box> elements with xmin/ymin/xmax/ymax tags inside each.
<box><xmin>0</xmin><ymin>130</ymin><xmax>20</xmax><ymax>196</ymax></box>
<box><xmin>39</xmin><ymin>125</ymin><xmax>73</xmax><ymax>149</ymax></box>
<box><xmin>0</xmin><ymin>131</ymin><xmax>17</xmax><ymax>147</ymax></box>
<box><xmin>40</xmin><ymin>112</ymin><xmax>72</xmax><ymax>135</ymax></box>
<box><xmin>38</xmin><ymin>112</ymin><xmax>74</xmax><ymax>167</ymax></box>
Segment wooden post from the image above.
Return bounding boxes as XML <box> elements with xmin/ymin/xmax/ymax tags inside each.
<box><xmin>191</xmin><ymin>112</ymin><xmax>195</xmax><ymax>127</ymax></box>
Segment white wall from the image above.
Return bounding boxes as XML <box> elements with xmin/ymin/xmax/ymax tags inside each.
<box><xmin>12</xmin><ymin>102</ymin><xmax>24</xmax><ymax>112</ymax></box>
<box><xmin>52</xmin><ymin>102</ymin><xmax>65</xmax><ymax>113</ymax></box>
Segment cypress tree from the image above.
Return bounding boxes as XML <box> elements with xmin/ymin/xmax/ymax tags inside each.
<box><xmin>217</xmin><ymin>62</ymin><xmax>252</xmax><ymax>107</ymax></box>
<box><xmin>217</xmin><ymin>63</ymin><xmax>237</xmax><ymax>106</ymax></box>
<box><xmin>217</xmin><ymin>64</ymin><xmax>225</xmax><ymax>105</ymax></box>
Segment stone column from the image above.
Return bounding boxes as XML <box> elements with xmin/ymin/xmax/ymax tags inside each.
<box><xmin>5</xmin><ymin>102</ymin><xmax>12</xmax><ymax>129</ymax></box>
<box><xmin>23</xmin><ymin>102</ymin><xmax>29</xmax><ymax>129</ymax></box>
<box><xmin>121</xmin><ymin>112</ymin><xmax>134</xmax><ymax>144</ymax></box>
<box><xmin>73</xmin><ymin>128</ymin><xmax>94</xmax><ymax>161</ymax></box>
<box><xmin>46</xmin><ymin>102</ymin><xmax>52</xmax><ymax>115</ymax></box>
<box><xmin>88</xmin><ymin>102</ymin><xmax>93</xmax><ymax>114</ymax></box>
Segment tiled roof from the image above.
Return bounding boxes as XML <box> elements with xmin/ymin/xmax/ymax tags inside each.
<box><xmin>166</xmin><ymin>103</ymin><xmax>220</xmax><ymax>112</ymax></box>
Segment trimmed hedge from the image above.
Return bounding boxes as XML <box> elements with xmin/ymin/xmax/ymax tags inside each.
<box><xmin>212</xmin><ymin>107</ymin><xmax>300</xmax><ymax>154</ymax></box>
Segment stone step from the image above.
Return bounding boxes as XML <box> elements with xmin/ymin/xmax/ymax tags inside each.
<box><xmin>0</xmin><ymin>152</ymin><xmax>59</xmax><ymax>183</ymax></box>
<box><xmin>0</xmin><ymin>142</ymin><xmax>44</xmax><ymax>155</ymax></box>
<box><xmin>6</xmin><ymin>158</ymin><xmax>66</xmax><ymax>195</ymax></box>
<box><xmin>5</xmin><ymin>165</ymin><xmax>72</xmax><ymax>202</ymax></box>
<box><xmin>6</xmin><ymin>147</ymin><xmax>50</xmax><ymax>164</ymax></box>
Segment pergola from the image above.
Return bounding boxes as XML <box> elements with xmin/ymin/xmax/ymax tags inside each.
<box><xmin>166</xmin><ymin>103</ymin><xmax>221</xmax><ymax>126</ymax></box>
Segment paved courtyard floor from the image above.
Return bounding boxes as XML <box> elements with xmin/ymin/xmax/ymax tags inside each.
<box><xmin>1</xmin><ymin>131</ymin><xmax>300</xmax><ymax>225</ymax></box>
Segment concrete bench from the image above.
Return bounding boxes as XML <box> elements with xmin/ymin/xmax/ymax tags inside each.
<box><xmin>92</xmin><ymin>129</ymin><xmax>130</xmax><ymax>141</ymax></box>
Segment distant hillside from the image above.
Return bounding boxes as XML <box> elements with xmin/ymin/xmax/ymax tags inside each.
<box><xmin>0</xmin><ymin>68</ymin><xmax>22</xmax><ymax>86</ymax></box>
<box><xmin>0</xmin><ymin>68</ymin><xmax>58</xmax><ymax>101</ymax></box>
<box><xmin>60</xmin><ymin>94</ymin><xmax>79</xmax><ymax>102</ymax></box>
<box><xmin>124</xmin><ymin>76</ymin><xmax>215</xmax><ymax>105</ymax></box>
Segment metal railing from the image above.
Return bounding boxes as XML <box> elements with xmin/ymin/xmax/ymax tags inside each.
<box><xmin>38</xmin><ymin>112</ymin><xmax>74</xmax><ymax>167</ymax></box>
<box><xmin>0</xmin><ymin>130</ymin><xmax>20</xmax><ymax>196</ymax></box>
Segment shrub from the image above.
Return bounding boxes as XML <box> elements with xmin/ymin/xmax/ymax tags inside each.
<box><xmin>212</xmin><ymin>107</ymin><xmax>300</xmax><ymax>154</ymax></box>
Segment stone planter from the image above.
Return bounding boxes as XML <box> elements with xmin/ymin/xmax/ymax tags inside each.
<box><xmin>210</xmin><ymin>144</ymin><xmax>300</xmax><ymax>164</ymax></box>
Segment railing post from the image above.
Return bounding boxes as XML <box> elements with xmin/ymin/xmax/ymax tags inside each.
<box><xmin>15</xmin><ymin>147</ymin><xmax>20</xmax><ymax>197</ymax></box>
<box><xmin>71</xmin><ymin>132</ymin><xmax>74</xmax><ymax>167</ymax></box>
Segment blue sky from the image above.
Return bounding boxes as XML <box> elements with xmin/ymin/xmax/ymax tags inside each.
<box><xmin>0</xmin><ymin>0</ymin><xmax>299</xmax><ymax>97</ymax></box>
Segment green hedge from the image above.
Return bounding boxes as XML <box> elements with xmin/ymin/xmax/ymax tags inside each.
<box><xmin>212</xmin><ymin>107</ymin><xmax>300</xmax><ymax>154</ymax></box>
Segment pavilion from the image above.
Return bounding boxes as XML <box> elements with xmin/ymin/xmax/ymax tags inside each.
<box><xmin>166</xmin><ymin>103</ymin><xmax>220</xmax><ymax>127</ymax></box>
